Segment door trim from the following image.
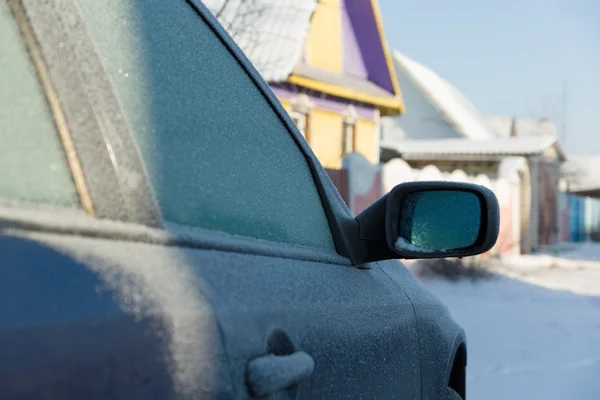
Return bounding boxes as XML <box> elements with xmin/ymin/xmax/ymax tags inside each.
<box><xmin>11</xmin><ymin>0</ymin><xmax>162</xmax><ymax>227</ymax></box>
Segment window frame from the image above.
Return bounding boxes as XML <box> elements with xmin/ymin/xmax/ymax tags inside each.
<box><xmin>290</xmin><ymin>93</ymin><xmax>314</xmax><ymax>143</ymax></box>
<box><xmin>10</xmin><ymin>0</ymin><xmax>357</xmax><ymax>260</ymax></box>
<box><xmin>341</xmin><ymin>120</ymin><xmax>356</xmax><ymax>157</ymax></box>
<box><xmin>341</xmin><ymin>105</ymin><xmax>359</xmax><ymax>157</ymax></box>
<box><xmin>289</xmin><ymin>111</ymin><xmax>307</xmax><ymax>138</ymax></box>
<box><xmin>10</xmin><ymin>0</ymin><xmax>163</xmax><ymax>227</ymax></box>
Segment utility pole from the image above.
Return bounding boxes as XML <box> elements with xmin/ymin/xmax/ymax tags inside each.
<box><xmin>561</xmin><ymin>81</ymin><xmax>568</xmax><ymax>147</ymax></box>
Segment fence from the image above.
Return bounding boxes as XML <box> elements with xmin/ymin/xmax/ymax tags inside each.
<box><xmin>325</xmin><ymin>154</ymin><xmax>590</xmax><ymax>255</ymax></box>
<box><xmin>569</xmin><ymin>195</ymin><xmax>600</xmax><ymax>242</ymax></box>
<box><xmin>382</xmin><ymin>158</ymin><xmax>519</xmax><ymax>256</ymax></box>
<box><xmin>325</xmin><ymin>153</ymin><xmax>383</xmax><ymax>216</ymax></box>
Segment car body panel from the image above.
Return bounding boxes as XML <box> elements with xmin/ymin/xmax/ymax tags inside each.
<box><xmin>379</xmin><ymin>261</ymin><xmax>467</xmax><ymax>400</ymax></box>
<box><xmin>0</xmin><ymin>209</ymin><xmax>423</xmax><ymax>399</ymax></box>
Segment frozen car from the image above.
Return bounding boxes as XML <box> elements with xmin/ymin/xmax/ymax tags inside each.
<box><xmin>0</xmin><ymin>0</ymin><xmax>499</xmax><ymax>399</ymax></box>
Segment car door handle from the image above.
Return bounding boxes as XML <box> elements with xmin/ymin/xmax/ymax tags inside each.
<box><xmin>246</xmin><ymin>351</ymin><xmax>315</xmax><ymax>397</ymax></box>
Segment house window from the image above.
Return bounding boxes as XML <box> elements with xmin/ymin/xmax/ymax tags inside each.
<box><xmin>342</xmin><ymin>105</ymin><xmax>358</xmax><ymax>157</ymax></box>
<box><xmin>341</xmin><ymin>120</ymin><xmax>356</xmax><ymax>156</ymax></box>
<box><xmin>289</xmin><ymin>111</ymin><xmax>307</xmax><ymax>138</ymax></box>
<box><xmin>291</xmin><ymin>93</ymin><xmax>313</xmax><ymax>142</ymax></box>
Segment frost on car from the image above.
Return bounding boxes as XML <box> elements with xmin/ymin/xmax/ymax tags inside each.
<box><xmin>0</xmin><ymin>0</ymin><xmax>498</xmax><ymax>399</ymax></box>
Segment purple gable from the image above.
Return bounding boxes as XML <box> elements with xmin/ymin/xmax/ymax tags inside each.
<box><xmin>341</xmin><ymin>3</ymin><xmax>368</xmax><ymax>79</ymax></box>
<box><xmin>343</xmin><ymin>0</ymin><xmax>395</xmax><ymax>94</ymax></box>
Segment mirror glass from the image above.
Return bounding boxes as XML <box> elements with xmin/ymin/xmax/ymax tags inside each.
<box><xmin>396</xmin><ymin>190</ymin><xmax>482</xmax><ymax>253</ymax></box>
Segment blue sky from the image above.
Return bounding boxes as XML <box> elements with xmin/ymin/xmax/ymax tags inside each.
<box><xmin>378</xmin><ymin>0</ymin><xmax>600</xmax><ymax>155</ymax></box>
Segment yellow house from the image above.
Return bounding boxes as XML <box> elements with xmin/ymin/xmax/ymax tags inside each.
<box><xmin>207</xmin><ymin>0</ymin><xmax>404</xmax><ymax>169</ymax></box>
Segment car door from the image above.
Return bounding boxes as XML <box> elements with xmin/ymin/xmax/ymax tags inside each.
<box><xmin>9</xmin><ymin>0</ymin><xmax>423</xmax><ymax>398</ymax></box>
<box><xmin>74</xmin><ymin>0</ymin><xmax>422</xmax><ymax>398</ymax></box>
<box><xmin>183</xmin><ymin>251</ymin><xmax>423</xmax><ymax>399</ymax></box>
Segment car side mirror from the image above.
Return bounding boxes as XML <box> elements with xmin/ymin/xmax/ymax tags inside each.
<box><xmin>353</xmin><ymin>181</ymin><xmax>499</xmax><ymax>263</ymax></box>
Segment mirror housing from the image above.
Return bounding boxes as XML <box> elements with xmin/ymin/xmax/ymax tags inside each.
<box><xmin>353</xmin><ymin>181</ymin><xmax>499</xmax><ymax>264</ymax></box>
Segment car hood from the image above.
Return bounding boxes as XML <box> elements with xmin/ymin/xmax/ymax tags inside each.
<box><xmin>377</xmin><ymin>260</ymin><xmax>466</xmax><ymax>400</ymax></box>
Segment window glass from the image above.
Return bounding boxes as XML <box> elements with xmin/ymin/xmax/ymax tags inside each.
<box><xmin>0</xmin><ymin>2</ymin><xmax>79</xmax><ymax>207</ymax></box>
<box><xmin>75</xmin><ymin>0</ymin><xmax>335</xmax><ymax>251</ymax></box>
<box><xmin>342</xmin><ymin>122</ymin><xmax>355</xmax><ymax>156</ymax></box>
<box><xmin>290</xmin><ymin>112</ymin><xmax>307</xmax><ymax>137</ymax></box>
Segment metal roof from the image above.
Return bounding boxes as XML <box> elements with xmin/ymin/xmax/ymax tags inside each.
<box><xmin>392</xmin><ymin>50</ymin><xmax>496</xmax><ymax>141</ymax></box>
<box><xmin>203</xmin><ymin>0</ymin><xmax>317</xmax><ymax>82</ymax></box>
<box><xmin>562</xmin><ymin>156</ymin><xmax>600</xmax><ymax>195</ymax></box>
<box><xmin>514</xmin><ymin>119</ymin><xmax>557</xmax><ymax>137</ymax></box>
<box><xmin>383</xmin><ymin>136</ymin><xmax>559</xmax><ymax>160</ymax></box>
<box><xmin>293</xmin><ymin>63</ymin><xmax>396</xmax><ymax>99</ymax></box>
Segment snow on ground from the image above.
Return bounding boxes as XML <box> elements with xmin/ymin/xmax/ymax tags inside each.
<box><xmin>416</xmin><ymin>242</ymin><xmax>600</xmax><ymax>399</ymax></box>
<box><xmin>542</xmin><ymin>241</ymin><xmax>600</xmax><ymax>263</ymax></box>
<box><xmin>497</xmin><ymin>242</ymin><xmax>600</xmax><ymax>296</ymax></box>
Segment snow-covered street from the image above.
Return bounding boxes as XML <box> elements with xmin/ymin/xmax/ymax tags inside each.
<box><xmin>417</xmin><ymin>243</ymin><xmax>600</xmax><ymax>399</ymax></box>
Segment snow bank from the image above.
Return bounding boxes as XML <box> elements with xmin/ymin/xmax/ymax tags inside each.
<box><xmin>496</xmin><ymin>242</ymin><xmax>600</xmax><ymax>296</ymax></box>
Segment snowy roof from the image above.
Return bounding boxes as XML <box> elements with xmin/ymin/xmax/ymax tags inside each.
<box><xmin>486</xmin><ymin>116</ymin><xmax>560</xmax><ymax>139</ymax></box>
<box><xmin>203</xmin><ymin>0</ymin><xmax>317</xmax><ymax>82</ymax></box>
<box><xmin>383</xmin><ymin>136</ymin><xmax>560</xmax><ymax>160</ymax></box>
<box><xmin>514</xmin><ymin>119</ymin><xmax>557</xmax><ymax>137</ymax></box>
<box><xmin>392</xmin><ymin>50</ymin><xmax>495</xmax><ymax>141</ymax></box>
<box><xmin>562</xmin><ymin>156</ymin><xmax>600</xmax><ymax>195</ymax></box>
<box><xmin>486</xmin><ymin>116</ymin><xmax>514</xmax><ymax>138</ymax></box>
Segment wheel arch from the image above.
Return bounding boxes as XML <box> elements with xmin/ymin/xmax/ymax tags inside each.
<box><xmin>448</xmin><ymin>342</ymin><xmax>467</xmax><ymax>399</ymax></box>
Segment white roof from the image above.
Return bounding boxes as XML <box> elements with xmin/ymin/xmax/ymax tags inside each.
<box><xmin>486</xmin><ymin>116</ymin><xmax>559</xmax><ymax>139</ymax></box>
<box><xmin>384</xmin><ymin>136</ymin><xmax>559</xmax><ymax>159</ymax></box>
<box><xmin>562</xmin><ymin>155</ymin><xmax>600</xmax><ymax>193</ymax></box>
<box><xmin>486</xmin><ymin>116</ymin><xmax>514</xmax><ymax>138</ymax></box>
<box><xmin>514</xmin><ymin>119</ymin><xmax>557</xmax><ymax>137</ymax></box>
<box><xmin>392</xmin><ymin>50</ymin><xmax>495</xmax><ymax>141</ymax></box>
<box><xmin>203</xmin><ymin>0</ymin><xmax>317</xmax><ymax>82</ymax></box>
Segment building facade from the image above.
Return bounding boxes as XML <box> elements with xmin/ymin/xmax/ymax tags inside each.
<box><xmin>205</xmin><ymin>0</ymin><xmax>404</xmax><ymax>169</ymax></box>
<box><xmin>380</xmin><ymin>52</ymin><xmax>566</xmax><ymax>254</ymax></box>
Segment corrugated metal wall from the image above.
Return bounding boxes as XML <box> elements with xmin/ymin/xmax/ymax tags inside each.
<box><xmin>569</xmin><ymin>195</ymin><xmax>600</xmax><ymax>242</ymax></box>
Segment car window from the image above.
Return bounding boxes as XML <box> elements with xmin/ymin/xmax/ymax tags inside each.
<box><xmin>74</xmin><ymin>0</ymin><xmax>336</xmax><ymax>251</ymax></box>
<box><xmin>0</xmin><ymin>2</ymin><xmax>79</xmax><ymax>208</ymax></box>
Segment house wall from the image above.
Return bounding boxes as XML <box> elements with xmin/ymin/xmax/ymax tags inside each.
<box><xmin>274</xmin><ymin>87</ymin><xmax>378</xmax><ymax>169</ymax></box>
<box><xmin>310</xmin><ymin>108</ymin><xmax>345</xmax><ymax>169</ymax></box>
<box><xmin>381</xmin><ymin>62</ymin><xmax>463</xmax><ymax>144</ymax></box>
<box><xmin>306</xmin><ymin>109</ymin><xmax>377</xmax><ymax>169</ymax></box>
<box><xmin>355</xmin><ymin>119</ymin><xmax>378</xmax><ymax>164</ymax></box>
<box><xmin>279</xmin><ymin>99</ymin><xmax>291</xmax><ymax>112</ymax></box>
<box><xmin>304</xmin><ymin>0</ymin><xmax>343</xmax><ymax>73</ymax></box>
